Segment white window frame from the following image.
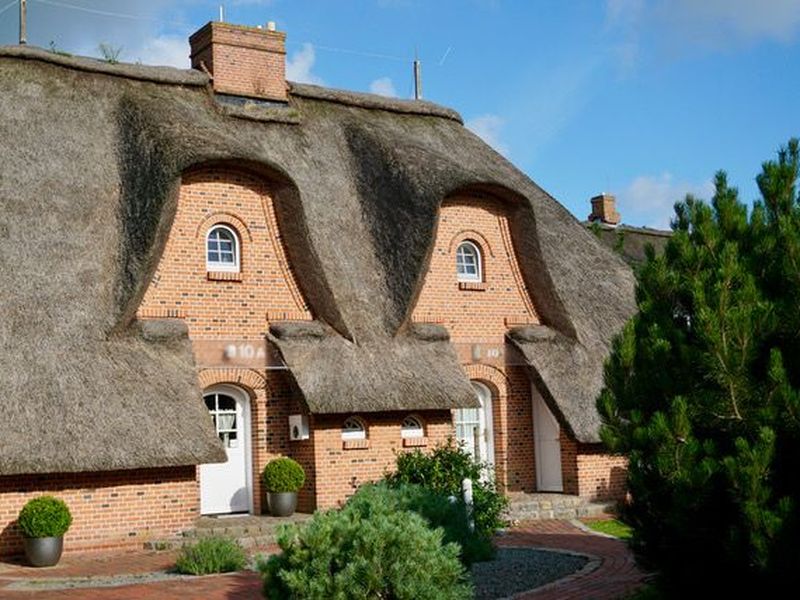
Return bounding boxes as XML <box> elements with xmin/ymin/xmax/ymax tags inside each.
<box><xmin>456</xmin><ymin>240</ymin><xmax>482</xmax><ymax>282</ymax></box>
<box><xmin>206</xmin><ymin>224</ymin><xmax>241</xmax><ymax>272</ymax></box>
<box><xmin>401</xmin><ymin>414</ymin><xmax>425</xmax><ymax>439</ymax></box>
<box><xmin>342</xmin><ymin>416</ymin><xmax>367</xmax><ymax>440</ymax></box>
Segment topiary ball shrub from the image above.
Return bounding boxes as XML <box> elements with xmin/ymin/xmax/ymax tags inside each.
<box><xmin>17</xmin><ymin>496</ymin><xmax>72</xmax><ymax>538</ymax></box>
<box><xmin>386</xmin><ymin>441</ymin><xmax>508</xmax><ymax>547</ymax></box>
<box><xmin>175</xmin><ymin>537</ymin><xmax>248</xmax><ymax>575</ymax></box>
<box><xmin>262</xmin><ymin>457</ymin><xmax>306</xmax><ymax>493</ymax></box>
<box><xmin>259</xmin><ymin>484</ymin><xmax>473</xmax><ymax>600</ymax></box>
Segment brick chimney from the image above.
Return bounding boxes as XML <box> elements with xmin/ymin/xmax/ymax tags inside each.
<box><xmin>588</xmin><ymin>193</ymin><xmax>621</xmax><ymax>226</ymax></box>
<box><xmin>189</xmin><ymin>21</ymin><xmax>287</xmax><ymax>102</ymax></box>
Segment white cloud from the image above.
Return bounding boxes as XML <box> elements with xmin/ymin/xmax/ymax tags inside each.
<box><xmin>369</xmin><ymin>77</ymin><xmax>397</xmax><ymax>97</ymax></box>
<box><xmin>604</xmin><ymin>0</ymin><xmax>644</xmax><ymax>76</ymax></box>
<box><xmin>605</xmin><ymin>0</ymin><xmax>800</xmax><ymax>64</ymax></box>
<box><xmin>132</xmin><ymin>35</ymin><xmax>190</xmax><ymax>68</ymax></box>
<box><xmin>466</xmin><ymin>114</ymin><xmax>510</xmax><ymax>157</ymax></box>
<box><xmin>286</xmin><ymin>43</ymin><xmax>324</xmax><ymax>85</ymax></box>
<box><xmin>605</xmin><ymin>0</ymin><xmax>645</xmax><ymax>28</ymax></box>
<box><xmin>663</xmin><ymin>0</ymin><xmax>800</xmax><ymax>45</ymax></box>
<box><xmin>616</xmin><ymin>173</ymin><xmax>714</xmax><ymax>229</ymax></box>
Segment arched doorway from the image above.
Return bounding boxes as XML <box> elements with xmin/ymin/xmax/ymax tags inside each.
<box><xmin>199</xmin><ymin>385</ymin><xmax>253</xmax><ymax>514</ymax></box>
<box><xmin>454</xmin><ymin>381</ymin><xmax>495</xmax><ymax>467</ymax></box>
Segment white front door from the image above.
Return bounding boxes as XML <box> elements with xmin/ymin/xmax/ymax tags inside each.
<box><xmin>455</xmin><ymin>382</ymin><xmax>495</xmax><ymax>467</ymax></box>
<box><xmin>533</xmin><ymin>386</ymin><xmax>563</xmax><ymax>492</ymax></box>
<box><xmin>200</xmin><ymin>386</ymin><xmax>252</xmax><ymax>515</ymax></box>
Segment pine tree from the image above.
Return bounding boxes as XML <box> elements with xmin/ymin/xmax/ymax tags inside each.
<box><xmin>598</xmin><ymin>139</ymin><xmax>800</xmax><ymax>594</ymax></box>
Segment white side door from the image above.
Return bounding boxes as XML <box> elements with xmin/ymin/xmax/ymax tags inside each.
<box><xmin>454</xmin><ymin>382</ymin><xmax>495</xmax><ymax>467</ymax></box>
<box><xmin>200</xmin><ymin>386</ymin><xmax>252</xmax><ymax>514</ymax></box>
<box><xmin>533</xmin><ymin>386</ymin><xmax>563</xmax><ymax>492</ymax></box>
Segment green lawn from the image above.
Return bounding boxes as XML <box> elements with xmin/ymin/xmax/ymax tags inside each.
<box><xmin>584</xmin><ymin>518</ymin><xmax>633</xmax><ymax>540</ymax></box>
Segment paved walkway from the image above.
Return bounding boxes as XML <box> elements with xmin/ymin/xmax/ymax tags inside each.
<box><xmin>498</xmin><ymin>521</ymin><xmax>646</xmax><ymax>599</ymax></box>
<box><xmin>0</xmin><ymin>521</ymin><xmax>645</xmax><ymax>599</ymax></box>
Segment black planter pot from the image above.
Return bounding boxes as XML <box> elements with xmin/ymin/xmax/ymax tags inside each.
<box><xmin>23</xmin><ymin>536</ymin><xmax>64</xmax><ymax>567</ymax></box>
<box><xmin>267</xmin><ymin>491</ymin><xmax>298</xmax><ymax>517</ymax></box>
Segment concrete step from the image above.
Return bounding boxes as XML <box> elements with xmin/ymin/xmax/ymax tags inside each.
<box><xmin>144</xmin><ymin>513</ymin><xmax>312</xmax><ymax>551</ymax></box>
<box><xmin>504</xmin><ymin>493</ymin><xmax>614</xmax><ymax>522</ymax></box>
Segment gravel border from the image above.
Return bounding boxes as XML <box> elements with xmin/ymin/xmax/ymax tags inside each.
<box><xmin>471</xmin><ymin>546</ymin><xmax>599</xmax><ymax>600</ymax></box>
<box><xmin>3</xmin><ymin>571</ymin><xmax>197</xmax><ymax>591</ymax></box>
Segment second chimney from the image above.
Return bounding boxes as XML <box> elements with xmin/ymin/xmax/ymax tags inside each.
<box><xmin>588</xmin><ymin>193</ymin><xmax>621</xmax><ymax>226</ymax></box>
<box><xmin>189</xmin><ymin>21</ymin><xmax>287</xmax><ymax>102</ymax></box>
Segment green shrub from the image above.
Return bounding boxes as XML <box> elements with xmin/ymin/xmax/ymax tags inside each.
<box><xmin>259</xmin><ymin>484</ymin><xmax>473</xmax><ymax>599</ymax></box>
<box><xmin>386</xmin><ymin>441</ymin><xmax>508</xmax><ymax>542</ymax></box>
<box><xmin>262</xmin><ymin>457</ymin><xmax>305</xmax><ymax>493</ymax></box>
<box><xmin>386</xmin><ymin>482</ymin><xmax>494</xmax><ymax>565</ymax></box>
<box><xmin>598</xmin><ymin>139</ymin><xmax>800</xmax><ymax>594</ymax></box>
<box><xmin>175</xmin><ymin>537</ymin><xmax>247</xmax><ymax>575</ymax></box>
<box><xmin>17</xmin><ymin>496</ymin><xmax>72</xmax><ymax>538</ymax></box>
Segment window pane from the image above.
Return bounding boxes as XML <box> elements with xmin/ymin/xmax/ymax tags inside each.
<box><xmin>456</xmin><ymin>243</ymin><xmax>480</xmax><ymax>280</ymax></box>
<box><xmin>217</xmin><ymin>395</ymin><xmax>236</xmax><ymax>411</ymax></box>
<box><xmin>207</xmin><ymin>227</ymin><xmax>238</xmax><ymax>268</ymax></box>
<box><xmin>204</xmin><ymin>396</ymin><xmax>215</xmax><ymax>411</ymax></box>
<box><xmin>218</xmin><ymin>413</ymin><xmax>236</xmax><ymax>430</ymax></box>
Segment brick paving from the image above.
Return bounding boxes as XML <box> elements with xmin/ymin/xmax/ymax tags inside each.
<box><xmin>498</xmin><ymin>520</ymin><xmax>647</xmax><ymax>599</ymax></box>
<box><xmin>0</xmin><ymin>521</ymin><xmax>646</xmax><ymax>599</ymax></box>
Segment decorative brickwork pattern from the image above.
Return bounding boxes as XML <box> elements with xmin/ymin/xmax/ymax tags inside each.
<box><xmin>138</xmin><ymin>167</ymin><xmax>311</xmax><ymax>338</ymax></box>
<box><xmin>413</xmin><ymin>195</ymin><xmax>539</xmax><ymax>334</ymax></box>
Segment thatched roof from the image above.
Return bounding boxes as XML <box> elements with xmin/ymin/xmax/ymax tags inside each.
<box><xmin>0</xmin><ymin>45</ymin><xmax>635</xmax><ymax>459</ymax></box>
<box><xmin>269</xmin><ymin>321</ymin><xmax>479</xmax><ymax>413</ymax></box>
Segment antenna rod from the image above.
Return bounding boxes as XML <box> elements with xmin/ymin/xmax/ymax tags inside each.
<box><xmin>19</xmin><ymin>0</ymin><xmax>27</xmax><ymax>45</ymax></box>
<box><xmin>413</xmin><ymin>57</ymin><xmax>422</xmax><ymax>100</ymax></box>
<box><xmin>219</xmin><ymin>4</ymin><xmax>224</xmax><ymax>22</ymax></box>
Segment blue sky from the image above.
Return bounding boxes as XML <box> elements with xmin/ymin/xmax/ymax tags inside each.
<box><xmin>1</xmin><ymin>0</ymin><xmax>799</xmax><ymax>228</ymax></box>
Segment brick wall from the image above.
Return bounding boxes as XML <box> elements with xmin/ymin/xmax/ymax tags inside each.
<box><xmin>0</xmin><ymin>467</ymin><xmax>196</xmax><ymax>558</ymax></box>
<box><xmin>560</xmin><ymin>435</ymin><xmax>627</xmax><ymax>502</ymax></box>
<box><xmin>576</xmin><ymin>444</ymin><xmax>628</xmax><ymax>502</ymax></box>
<box><xmin>413</xmin><ymin>194</ymin><xmax>539</xmax><ymax>335</ymax></box>
<box><xmin>412</xmin><ymin>194</ymin><xmax>539</xmax><ymax>493</ymax></box>
<box><xmin>139</xmin><ymin>166</ymin><xmax>314</xmax><ymax>511</ymax></box>
<box><xmin>311</xmin><ymin>411</ymin><xmax>454</xmax><ymax>509</ymax></box>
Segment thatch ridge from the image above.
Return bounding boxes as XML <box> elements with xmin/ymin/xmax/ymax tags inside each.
<box><xmin>289</xmin><ymin>82</ymin><xmax>463</xmax><ymax>123</ymax></box>
<box><xmin>0</xmin><ymin>45</ymin><xmax>208</xmax><ymax>86</ymax></box>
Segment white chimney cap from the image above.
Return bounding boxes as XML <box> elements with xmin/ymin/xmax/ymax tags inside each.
<box><xmin>266</xmin><ymin>21</ymin><xmax>276</xmax><ymax>31</ymax></box>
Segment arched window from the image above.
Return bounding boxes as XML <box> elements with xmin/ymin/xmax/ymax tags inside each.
<box><xmin>456</xmin><ymin>240</ymin><xmax>482</xmax><ymax>282</ymax></box>
<box><xmin>401</xmin><ymin>414</ymin><xmax>425</xmax><ymax>439</ymax></box>
<box><xmin>342</xmin><ymin>416</ymin><xmax>367</xmax><ymax>440</ymax></box>
<box><xmin>206</xmin><ymin>224</ymin><xmax>240</xmax><ymax>272</ymax></box>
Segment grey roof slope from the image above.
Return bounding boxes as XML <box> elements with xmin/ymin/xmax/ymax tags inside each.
<box><xmin>588</xmin><ymin>222</ymin><xmax>671</xmax><ymax>265</ymax></box>
<box><xmin>0</xmin><ymin>46</ymin><xmax>635</xmax><ymax>461</ymax></box>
